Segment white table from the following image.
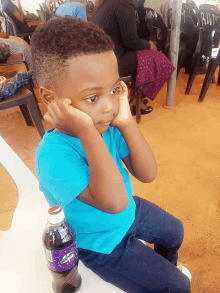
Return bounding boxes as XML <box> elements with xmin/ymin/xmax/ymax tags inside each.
<box><xmin>0</xmin><ymin>136</ymin><xmax>125</xmax><ymax>292</ymax></box>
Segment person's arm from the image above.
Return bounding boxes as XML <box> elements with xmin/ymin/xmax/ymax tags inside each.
<box><xmin>17</xmin><ymin>0</ymin><xmax>27</xmax><ymax>18</ymax></box>
<box><xmin>115</xmin><ymin>1</ymin><xmax>151</xmax><ymax>51</ymax></box>
<box><xmin>7</xmin><ymin>53</ymin><xmax>23</xmax><ymax>64</ymax></box>
<box><xmin>3</xmin><ymin>0</ymin><xmax>25</xmax><ymax>22</ymax></box>
<box><xmin>13</xmin><ymin>9</ymin><xmax>24</xmax><ymax>22</ymax></box>
<box><xmin>0</xmin><ymin>32</ymin><xmax>10</xmax><ymax>39</ymax></box>
<box><xmin>121</xmin><ymin>120</ymin><xmax>157</xmax><ymax>183</ymax></box>
<box><xmin>78</xmin><ymin>125</ymin><xmax>128</xmax><ymax>213</ymax></box>
<box><xmin>44</xmin><ymin>99</ymin><xmax>128</xmax><ymax>214</ymax></box>
<box><xmin>112</xmin><ymin>81</ymin><xmax>157</xmax><ymax>183</ymax></box>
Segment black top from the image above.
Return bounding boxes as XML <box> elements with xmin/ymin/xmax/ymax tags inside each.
<box><xmin>2</xmin><ymin>0</ymin><xmax>36</xmax><ymax>33</ymax></box>
<box><xmin>92</xmin><ymin>0</ymin><xmax>150</xmax><ymax>67</ymax></box>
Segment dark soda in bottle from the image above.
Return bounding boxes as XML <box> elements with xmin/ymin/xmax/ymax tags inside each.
<box><xmin>42</xmin><ymin>206</ymin><xmax>82</xmax><ymax>293</ymax></box>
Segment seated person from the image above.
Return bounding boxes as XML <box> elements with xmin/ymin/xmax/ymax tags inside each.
<box><xmin>31</xmin><ymin>16</ymin><xmax>191</xmax><ymax>293</ymax></box>
<box><xmin>186</xmin><ymin>0</ymin><xmax>198</xmax><ymax>12</ymax></box>
<box><xmin>0</xmin><ymin>32</ymin><xmax>36</xmax><ymax>83</ymax></box>
<box><xmin>86</xmin><ymin>0</ymin><xmax>94</xmax><ymax>21</ymax></box>
<box><xmin>92</xmin><ymin>0</ymin><xmax>174</xmax><ymax>108</ymax></box>
<box><xmin>0</xmin><ymin>32</ymin><xmax>33</xmax><ymax>71</ymax></box>
<box><xmin>1</xmin><ymin>0</ymin><xmax>37</xmax><ymax>33</ymax></box>
<box><xmin>55</xmin><ymin>1</ymin><xmax>87</xmax><ymax>20</ymax></box>
<box><xmin>0</xmin><ymin>42</ymin><xmax>10</xmax><ymax>62</ymax></box>
<box><xmin>92</xmin><ymin>0</ymin><xmax>156</xmax><ymax>77</ymax></box>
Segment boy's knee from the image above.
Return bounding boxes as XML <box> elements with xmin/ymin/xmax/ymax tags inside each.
<box><xmin>174</xmin><ymin>278</ymin><xmax>191</xmax><ymax>293</ymax></box>
<box><xmin>172</xmin><ymin>218</ymin><xmax>184</xmax><ymax>248</ymax></box>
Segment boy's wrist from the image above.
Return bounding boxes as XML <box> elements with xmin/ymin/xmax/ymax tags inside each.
<box><xmin>116</xmin><ymin>116</ymin><xmax>136</xmax><ymax>132</ymax></box>
<box><xmin>78</xmin><ymin>124</ymin><xmax>99</xmax><ymax>140</ymax></box>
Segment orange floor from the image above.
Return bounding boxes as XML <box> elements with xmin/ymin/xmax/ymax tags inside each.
<box><xmin>1</xmin><ymin>69</ymin><xmax>220</xmax><ymax>292</ymax></box>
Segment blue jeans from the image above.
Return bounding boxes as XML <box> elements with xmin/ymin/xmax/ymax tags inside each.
<box><xmin>78</xmin><ymin>196</ymin><xmax>191</xmax><ymax>293</ymax></box>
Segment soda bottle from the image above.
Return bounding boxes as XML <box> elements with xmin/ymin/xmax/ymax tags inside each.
<box><xmin>42</xmin><ymin>205</ymin><xmax>82</xmax><ymax>293</ymax></box>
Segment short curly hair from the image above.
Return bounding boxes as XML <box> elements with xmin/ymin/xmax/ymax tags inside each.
<box><xmin>0</xmin><ymin>43</ymin><xmax>10</xmax><ymax>61</ymax></box>
<box><xmin>31</xmin><ymin>17</ymin><xmax>115</xmax><ymax>89</ymax></box>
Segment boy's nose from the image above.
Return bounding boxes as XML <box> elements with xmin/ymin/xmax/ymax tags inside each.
<box><xmin>100</xmin><ymin>97</ymin><xmax>113</xmax><ymax>113</ymax></box>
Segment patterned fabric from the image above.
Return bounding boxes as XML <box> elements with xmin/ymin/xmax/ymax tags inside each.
<box><xmin>0</xmin><ymin>70</ymin><xmax>33</xmax><ymax>100</ymax></box>
<box><xmin>135</xmin><ymin>49</ymin><xmax>175</xmax><ymax>101</ymax></box>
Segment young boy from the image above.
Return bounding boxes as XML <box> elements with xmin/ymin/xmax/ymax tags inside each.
<box><xmin>32</xmin><ymin>17</ymin><xmax>191</xmax><ymax>293</ymax></box>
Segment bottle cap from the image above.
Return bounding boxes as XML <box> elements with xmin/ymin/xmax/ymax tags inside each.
<box><xmin>47</xmin><ymin>206</ymin><xmax>65</xmax><ymax>225</ymax></box>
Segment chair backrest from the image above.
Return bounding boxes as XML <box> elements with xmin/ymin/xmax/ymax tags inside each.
<box><xmin>42</xmin><ymin>3</ymin><xmax>51</xmax><ymax>14</ymax></box>
<box><xmin>40</xmin><ymin>3</ymin><xmax>53</xmax><ymax>21</ymax></box>
<box><xmin>199</xmin><ymin>4</ymin><xmax>219</xmax><ymax>12</ymax></box>
<box><xmin>144</xmin><ymin>8</ymin><xmax>167</xmax><ymax>45</ymax></box>
<box><xmin>167</xmin><ymin>7</ymin><xmax>195</xmax><ymax>43</ymax></box>
<box><xmin>182</xmin><ymin>3</ymin><xmax>198</xmax><ymax>25</ymax></box>
<box><xmin>39</xmin><ymin>3</ymin><xmax>44</xmax><ymax>11</ymax></box>
<box><xmin>2</xmin><ymin>9</ymin><xmax>21</xmax><ymax>36</ymax></box>
<box><xmin>1</xmin><ymin>12</ymin><xmax>14</xmax><ymax>35</ymax></box>
<box><xmin>4</xmin><ymin>14</ymin><xmax>19</xmax><ymax>36</ymax></box>
<box><xmin>196</xmin><ymin>9</ymin><xmax>220</xmax><ymax>30</ymax></box>
<box><xmin>36</xmin><ymin>9</ymin><xmax>46</xmax><ymax>23</ymax></box>
<box><xmin>196</xmin><ymin>10</ymin><xmax>220</xmax><ymax>57</ymax></box>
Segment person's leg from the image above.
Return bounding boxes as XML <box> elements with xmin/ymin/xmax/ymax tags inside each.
<box><xmin>133</xmin><ymin>196</ymin><xmax>184</xmax><ymax>265</ymax></box>
<box><xmin>79</xmin><ymin>238</ymin><xmax>190</xmax><ymax>293</ymax></box>
<box><xmin>18</xmin><ymin>23</ymin><xmax>37</xmax><ymax>33</ymax></box>
<box><xmin>78</xmin><ymin>196</ymin><xmax>191</xmax><ymax>293</ymax></box>
<box><xmin>118</xmin><ymin>51</ymin><xmax>137</xmax><ymax>77</ymax></box>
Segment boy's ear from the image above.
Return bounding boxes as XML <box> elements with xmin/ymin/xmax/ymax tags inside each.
<box><xmin>39</xmin><ymin>86</ymin><xmax>56</xmax><ymax>106</ymax></box>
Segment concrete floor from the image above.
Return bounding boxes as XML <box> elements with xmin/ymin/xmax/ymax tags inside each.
<box><xmin>1</xmin><ymin>68</ymin><xmax>220</xmax><ymax>292</ymax></box>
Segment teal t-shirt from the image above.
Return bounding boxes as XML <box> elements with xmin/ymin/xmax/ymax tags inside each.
<box><xmin>36</xmin><ymin>126</ymin><xmax>136</xmax><ymax>254</ymax></box>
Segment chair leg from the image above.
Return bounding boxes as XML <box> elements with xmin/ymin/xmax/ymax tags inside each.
<box><xmin>211</xmin><ymin>75</ymin><xmax>215</xmax><ymax>84</ymax></box>
<box><xmin>217</xmin><ymin>66</ymin><xmax>220</xmax><ymax>86</ymax></box>
<box><xmin>25</xmin><ymin>82</ymin><xmax>43</xmax><ymax>120</ymax></box>
<box><xmin>177</xmin><ymin>49</ymin><xmax>186</xmax><ymax>78</ymax></box>
<box><xmin>19</xmin><ymin>105</ymin><xmax>34</xmax><ymax>126</ymax></box>
<box><xmin>135</xmin><ymin>91</ymin><xmax>141</xmax><ymax>124</ymax></box>
<box><xmin>198</xmin><ymin>59</ymin><xmax>218</xmax><ymax>102</ymax></box>
<box><xmin>185</xmin><ymin>53</ymin><xmax>194</xmax><ymax>74</ymax></box>
<box><xmin>23</xmin><ymin>36</ymin><xmax>30</xmax><ymax>44</ymax></box>
<box><xmin>27</xmin><ymin>96</ymin><xmax>45</xmax><ymax>138</ymax></box>
<box><xmin>185</xmin><ymin>53</ymin><xmax>201</xmax><ymax>94</ymax></box>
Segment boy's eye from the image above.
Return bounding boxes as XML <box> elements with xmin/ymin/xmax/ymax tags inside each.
<box><xmin>86</xmin><ymin>95</ymin><xmax>99</xmax><ymax>103</ymax></box>
<box><xmin>110</xmin><ymin>86</ymin><xmax>121</xmax><ymax>95</ymax></box>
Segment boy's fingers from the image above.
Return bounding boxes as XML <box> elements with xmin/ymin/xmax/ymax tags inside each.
<box><xmin>57</xmin><ymin>98</ymin><xmax>71</xmax><ymax>112</ymax></box>
<box><xmin>119</xmin><ymin>80</ymin><xmax>128</xmax><ymax>92</ymax></box>
<box><xmin>47</xmin><ymin>100</ymin><xmax>63</xmax><ymax>122</ymax></box>
<box><xmin>44</xmin><ymin>112</ymin><xmax>55</xmax><ymax>125</ymax></box>
<box><xmin>119</xmin><ymin>81</ymin><xmax>128</xmax><ymax>98</ymax></box>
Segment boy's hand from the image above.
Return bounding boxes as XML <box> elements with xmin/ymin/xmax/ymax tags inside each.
<box><xmin>111</xmin><ymin>81</ymin><xmax>133</xmax><ymax>129</ymax></box>
<box><xmin>44</xmin><ymin>98</ymin><xmax>94</xmax><ymax>137</ymax></box>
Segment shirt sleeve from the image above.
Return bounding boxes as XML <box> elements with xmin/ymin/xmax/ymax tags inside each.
<box><xmin>113</xmin><ymin>127</ymin><xmax>130</xmax><ymax>159</ymax></box>
<box><xmin>115</xmin><ymin>0</ymin><xmax>151</xmax><ymax>51</ymax></box>
<box><xmin>37</xmin><ymin>141</ymin><xmax>90</xmax><ymax>208</ymax></box>
<box><xmin>2</xmin><ymin>0</ymin><xmax>18</xmax><ymax>13</ymax></box>
<box><xmin>75</xmin><ymin>4</ymin><xmax>87</xmax><ymax>20</ymax></box>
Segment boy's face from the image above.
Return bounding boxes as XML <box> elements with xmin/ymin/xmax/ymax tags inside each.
<box><xmin>54</xmin><ymin>51</ymin><xmax>121</xmax><ymax>134</ymax></box>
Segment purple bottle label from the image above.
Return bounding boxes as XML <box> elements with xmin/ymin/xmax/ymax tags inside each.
<box><xmin>45</xmin><ymin>242</ymin><xmax>78</xmax><ymax>272</ymax></box>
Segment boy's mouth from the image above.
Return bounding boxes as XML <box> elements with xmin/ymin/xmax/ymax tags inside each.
<box><xmin>98</xmin><ymin>121</ymin><xmax>111</xmax><ymax>126</ymax></box>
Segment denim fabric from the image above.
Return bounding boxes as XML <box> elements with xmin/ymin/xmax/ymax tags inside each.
<box><xmin>78</xmin><ymin>196</ymin><xmax>191</xmax><ymax>293</ymax></box>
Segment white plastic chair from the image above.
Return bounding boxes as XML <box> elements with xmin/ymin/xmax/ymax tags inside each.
<box><xmin>0</xmin><ymin>136</ymin><xmax>125</xmax><ymax>292</ymax></box>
